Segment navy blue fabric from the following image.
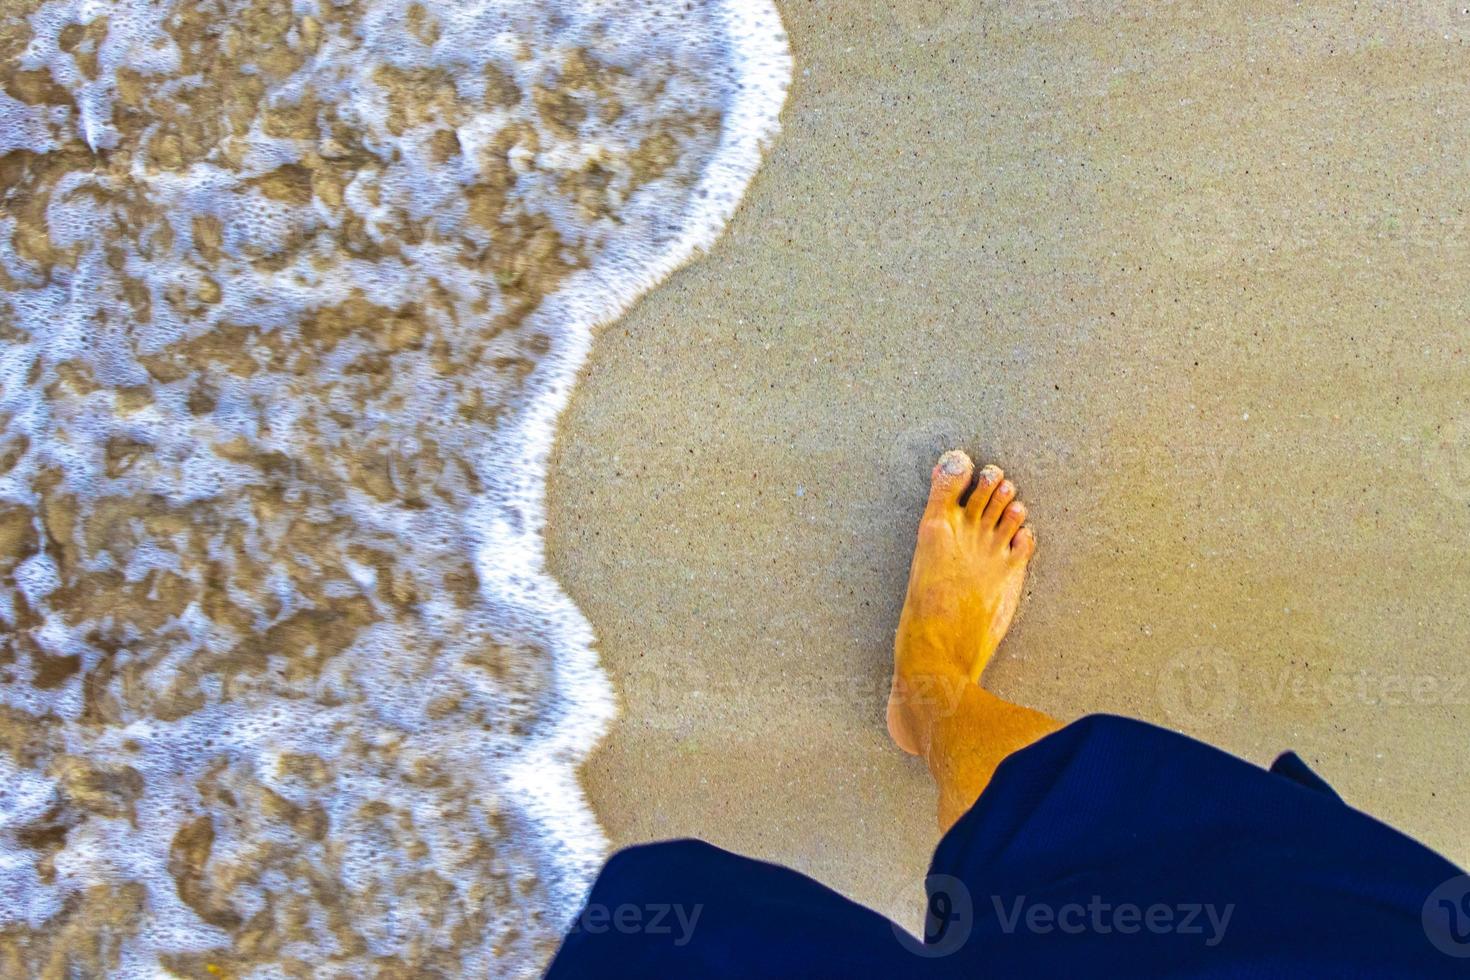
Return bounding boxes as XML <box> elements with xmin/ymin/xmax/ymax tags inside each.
<box><xmin>547</xmin><ymin>715</ymin><xmax>1467</xmax><ymax>977</ymax></box>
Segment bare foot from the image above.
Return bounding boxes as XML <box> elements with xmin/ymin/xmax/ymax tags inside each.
<box><xmin>886</xmin><ymin>449</ymin><xmax>1036</xmax><ymax>756</ymax></box>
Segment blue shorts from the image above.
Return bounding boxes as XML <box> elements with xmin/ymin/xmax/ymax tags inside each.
<box><xmin>547</xmin><ymin>715</ymin><xmax>1468</xmax><ymax>977</ymax></box>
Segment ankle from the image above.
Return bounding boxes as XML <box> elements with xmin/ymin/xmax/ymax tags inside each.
<box><xmin>890</xmin><ymin>667</ymin><xmax>972</xmax><ymax>754</ymax></box>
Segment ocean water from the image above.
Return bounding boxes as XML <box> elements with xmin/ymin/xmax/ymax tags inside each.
<box><xmin>0</xmin><ymin>0</ymin><xmax>787</xmax><ymax>975</ymax></box>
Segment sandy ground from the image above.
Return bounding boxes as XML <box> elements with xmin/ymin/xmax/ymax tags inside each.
<box><xmin>547</xmin><ymin>1</ymin><xmax>1470</xmax><ymax>929</ymax></box>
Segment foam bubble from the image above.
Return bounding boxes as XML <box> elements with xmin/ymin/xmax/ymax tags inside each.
<box><xmin>0</xmin><ymin>0</ymin><xmax>786</xmax><ymax>974</ymax></box>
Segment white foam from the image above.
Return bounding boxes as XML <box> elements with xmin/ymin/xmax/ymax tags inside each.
<box><xmin>492</xmin><ymin>0</ymin><xmax>792</xmax><ymax>918</ymax></box>
<box><xmin>1</xmin><ymin>0</ymin><xmax>788</xmax><ymax>974</ymax></box>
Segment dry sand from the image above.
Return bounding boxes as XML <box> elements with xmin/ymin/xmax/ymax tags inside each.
<box><xmin>547</xmin><ymin>0</ymin><xmax>1470</xmax><ymax>928</ymax></box>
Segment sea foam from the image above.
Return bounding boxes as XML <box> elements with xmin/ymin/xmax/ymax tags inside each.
<box><xmin>0</xmin><ymin>0</ymin><xmax>788</xmax><ymax>974</ymax></box>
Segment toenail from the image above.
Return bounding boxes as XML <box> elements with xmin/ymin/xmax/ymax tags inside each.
<box><xmin>1000</xmin><ymin>481</ymin><xmax>1014</xmax><ymax>494</ymax></box>
<box><xmin>940</xmin><ymin>453</ymin><xmax>968</xmax><ymax>476</ymax></box>
<box><xmin>979</xmin><ymin>465</ymin><xmax>1001</xmax><ymax>482</ymax></box>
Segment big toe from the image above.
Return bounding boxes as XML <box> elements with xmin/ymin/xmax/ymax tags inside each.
<box><xmin>925</xmin><ymin>449</ymin><xmax>974</xmax><ymax>513</ymax></box>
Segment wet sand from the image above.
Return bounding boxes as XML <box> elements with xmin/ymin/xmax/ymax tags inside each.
<box><xmin>547</xmin><ymin>1</ymin><xmax>1470</xmax><ymax>928</ymax></box>
<box><xmin>1</xmin><ymin>1</ymin><xmax>778</xmax><ymax>972</ymax></box>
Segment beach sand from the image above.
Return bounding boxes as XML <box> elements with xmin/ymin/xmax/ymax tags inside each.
<box><xmin>2</xmin><ymin>1</ymin><xmax>786</xmax><ymax>972</ymax></box>
<box><xmin>547</xmin><ymin>1</ymin><xmax>1470</xmax><ymax>929</ymax></box>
